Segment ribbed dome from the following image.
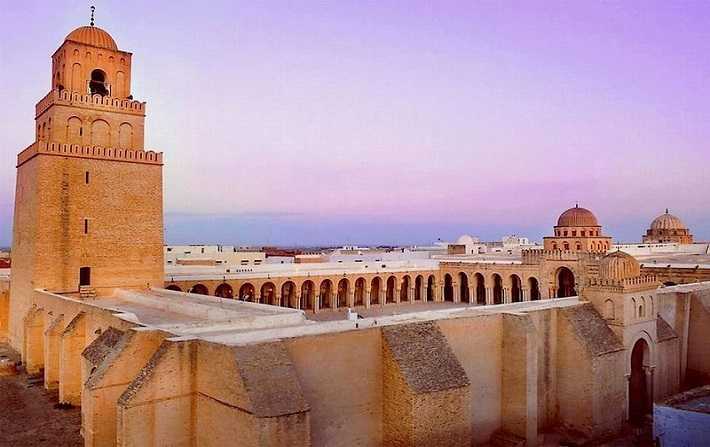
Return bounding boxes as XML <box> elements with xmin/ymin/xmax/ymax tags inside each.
<box><xmin>650</xmin><ymin>210</ymin><xmax>687</xmax><ymax>230</ymax></box>
<box><xmin>600</xmin><ymin>250</ymin><xmax>640</xmax><ymax>281</ymax></box>
<box><xmin>65</xmin><ymin>26</ymin><xmax>118</xmax><ymax>50</ymax></box>
<box><xmin>557</xmin><ymin>205</ymin><xmax>599</xmax><ymax>227</ymax></box>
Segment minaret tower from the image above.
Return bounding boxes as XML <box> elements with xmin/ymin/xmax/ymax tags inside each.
<box><xmin>9</xmin><ymin>13</ymin><xmax>164</xmax><ymax>349</ymax></box>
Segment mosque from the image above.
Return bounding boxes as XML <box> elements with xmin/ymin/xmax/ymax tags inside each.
<box><xmin>1</xmin><ymin>19</ymin><xmax>709</xmax><ymax>447</ymax></box>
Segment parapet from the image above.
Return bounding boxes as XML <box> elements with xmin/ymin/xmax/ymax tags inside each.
<box><xmin>36</xmin><ymin>89</ymin><xmax>146</xmax><ymax>117</ymax></box>
<box><xmin>17</xmin><ymin>141</ymin><xmax>163</xmax><ymax>167</ymax></box>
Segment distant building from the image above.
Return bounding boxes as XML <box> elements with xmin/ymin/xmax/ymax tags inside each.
<box><xmin>643</xmin><ymin>209</ymin><xmax>694</xmax><ymax>244</ymax></box>
<box><xmin>164</xmin><ymin>245</ymin><xmax>265</xmax><ymax>267</ymax></box>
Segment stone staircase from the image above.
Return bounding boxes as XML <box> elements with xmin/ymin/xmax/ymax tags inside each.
<box><xmin>79</xmin><ymin>286</ymin><xmax>96</xmax><ymax>300</ymax></box>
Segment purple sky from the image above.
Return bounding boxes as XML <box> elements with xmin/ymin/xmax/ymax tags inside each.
<box><xmin>1</xmin><ymin>1</ymin><xmax>709</xmax><ymax>246</ymax></box>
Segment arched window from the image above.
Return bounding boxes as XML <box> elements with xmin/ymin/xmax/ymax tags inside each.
<box><xmin>89</xmin><ymin>69</ymin><xmax>109</xmax><ymax>96</ymax></box>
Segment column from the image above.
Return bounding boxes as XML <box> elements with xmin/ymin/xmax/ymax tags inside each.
<box><xmin>419</xmin><ymin>283</ymin><xmax>426</xmax><ymax>301</ymax></box>
<box><xmin>380</xmin><ymin>288</ymin><xmax>386</xmax><ymax>306</ymax></box>
<box><xmin>522</xmin><ymin>288</ymin><xmax>529</xmax><ymax>302</ymax></box>
<box><xmin>453</xmin><ymin>283</ymin><xmax>460</xmax><ymax>303</ymax></box>
<box><xmin>347</xmin><ymin>289</ymin><xmax>355</xmax><ymax>308</ymax></box>
<box><xmin>503</xmin><ymin>288</ymin><xmax>510</xmax><ymax>304</ymax></box>
<box><xmin>295</xmin><ymin>292</ymin><xmax>301</xmax><ymax>310</ymax></box>
<box><xmin>314</xmin><ymin>292</ymin><xmax>320</xmax><ymax>313</ymax></box>
<box><xmin>486</xmin><ymin>287</ymin><xmax>493</xmax><ymax>305</ymax></box>
<box><xmin>365</xmin><ymin>287</ymin><xmax>371</xmax><ymax>308</ymax></box>
<box><xmin>468</xmin><ymin>286</ymin><xmax>475</xmax><ymax>304</ymax></box>
<box><xmin>395</xmin><ymin>287</ymin><xmax>401</xmax><ymax>304</ymax></box>
<box><xmin>331</xmin><ymin>290</ymin><xmax>337</xmax><ymax>310</ymax></box>
<box><xmin>410</xmin><ymin>286</ymin><xmax>416</xmax><ymax>302</ymax></box>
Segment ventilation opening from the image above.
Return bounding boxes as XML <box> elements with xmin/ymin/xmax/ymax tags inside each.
<box><xmin>89</xmin><ymin>69</ymin><xmax>109</xmax><ymax>96</ymax></box>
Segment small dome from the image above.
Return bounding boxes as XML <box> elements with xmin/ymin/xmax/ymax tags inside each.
<box><xmin>65</xmin><ymin>26</ymin><xmax>118</xmax><ymax>50</ymax></box>
<box><xmin>650</xmin><ymin>210</ymin><xmax>687</xmax><ymax>230</ymax></box>
<box><xmin>456</xmin><ymin>234</ymin><xmax>479</xmax><ymax>245</ymax></box>
<box><xmin>600</xmin><ymin>250</ymin><xmax>640</xmax><ymax>281</ymax></box>
<box><xmin>557</xmin><ymin>205</ymin><xmax>599</xmax><ymax>227</ymax></box>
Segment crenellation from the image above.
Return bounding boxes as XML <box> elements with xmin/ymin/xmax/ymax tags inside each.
<box><xmin>36</xmin><ymin>89</ymin><xmax>145</xmax><ymax>117</ymax></box>
<box><xmin>17</xmin><ymin>141</ymin><xmax>163</xmax><ymax>167</ymax></box>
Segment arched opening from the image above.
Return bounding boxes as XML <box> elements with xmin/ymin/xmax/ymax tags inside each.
<box><xmin>386</xmin><ymin>276</ymin><xmax>396</xmax><ymax>303</ymax></box>
<box><xmin>337</xmin><ymin>278</ymin><xmax>349</xmax><ymax>308</ymax></box>
<box><xmin>444</xmin><ymin>274</ymin><xmax>454</xmax><ymax>302</ymax></box>
<box><xmin>239</xmin><ymin>283</ymin><xmax>255</xmax><ymax>301</ymax></box>
<box><xmin>165</xmin><ymin>284</ymin><xmax>182</xmax><ymax>292</ymax></box>
<box><xmin>191</xmin><ymin>284</ymin><xmax>208</xmax><ymax>295</ymax></box>
<box><xmin>67</xmin><ymin>116</ymin><xmax>82</xmax><ymax>144</ymax></box>
<box><xmin>354</xmin><ymin>278</ymin><xmax>366</xmax><ymax>306</ymax></box>
<box><xmin>214</xmin><ymin>283</ymin><xmax>233</xmax><ymax>299</ymax></box>
<box><xmin>89</xmin><ymin>69</ymin><xmax>109</xmax><ymax>96</ymax></box>
<box><xmin>493</xmin><ymin>274</ymin><xmax>503</xmax><ymax>304</ymax></box>
<box><xmin>426</xmin><ymin>276</ymin><xmax>435</xmax><ymax>302</ymax></box>
<box><xmin>528</xmin><ymin>277</ymin><xmax>540</xmax><ymax>300</ymax></box>
<box><xmin>510</xmin><ymin>275</ymin><xmax>522</xmax><ymax>302</ymax></box>
<box><xmin>475</xmin><ymin>273</ymin><xmax>486</xmax><ymax>305</ymax></box>
<box><xmin>281</xmin><ymin>281</ymin><xmax>296</xmax><ymax>308</ymax></box>
<box><xmin>371</xmin><ymin>277</ymin><xmax>381</xmax><ymax>305</ymax></box>
<box><xmin>556</xmin><ymin>267</ymin><xmax>576</xmax><ymax>298</ymax></box>
<box><xmin>91</xmin><ymin>119</ymin><xmax>110</xmax><ymax>146</ymax></box>
<box><xmin>260</xmin><ymin>282</ymin><xmax>275</xmax><ymax>305</ymax></box>
<box><xmin>459</xmin><ymin>272</ymin><xmax>470</xmax><ymax>303</ymax></box>
<box><xmin>302</xmin><ymin>281</ymin><xmax>315</xmax><ymax>310</ymax></box>
<box><xmin>414</xmin><ymin>275</ymin><xmax>423</xmax><ymax>301</ymax></box>
<box><xmin>400</xmin><ymin>276</ymin><xmax>410</xmax><ymax>302</ymax></box>
<box><xmin>629</xmin><ymin>338</ymin><xmax>651</xmax><ymax>423</ymax></box>
<box><xmin>319</xmin><ymin>280</ymin><xmax>332</xmax><ymax>309</ymax></box>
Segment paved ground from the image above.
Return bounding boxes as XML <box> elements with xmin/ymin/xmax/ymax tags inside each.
<box><xmin>307</xmin><ymin>301</ymin><xmax>477</xmax><ymax>321</ymax></box>
<box><xmin>0</xmin><ymin>344</ymin><xmax>82</xmax><ymax>447</ymax></box>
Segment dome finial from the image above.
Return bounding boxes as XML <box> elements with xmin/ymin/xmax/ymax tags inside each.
<box><xmin>90</xmin><ymin>5</ymin><xmax>95</xmax><ymax>27</ymax></box>
<box><xmin>575</xmin><ymin>202</ymin><xmax>579</xmax><ymax>208</ymax></box>
<box><xmin>665</xmin><ymin>208</ymin><xmax>669</xmax><ymax>214</ymax></box>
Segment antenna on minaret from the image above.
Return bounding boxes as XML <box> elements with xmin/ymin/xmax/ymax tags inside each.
<box><xmin>90</xmin><ymin>5</ymin><xmax>96</xmax><ymax>26</ymax></box>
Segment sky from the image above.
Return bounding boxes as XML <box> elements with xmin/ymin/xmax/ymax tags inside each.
<box><xmin>1</xmin><ymin>1</ymin><xmax>709</xmax><ymax>246</ymax></box>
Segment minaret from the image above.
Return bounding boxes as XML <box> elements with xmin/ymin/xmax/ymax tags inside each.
<box><xmin>9</xmin><ymin>15</ymin><xmax>164</xmax><ymax>350</ymax></box>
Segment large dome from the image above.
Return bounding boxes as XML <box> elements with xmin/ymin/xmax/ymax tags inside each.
<box><xmin>650</xmin><ymin>210</ymin><xmax>687</xmax><ymax>230</ymax></box>
<box><xmin>600</xmin><ymin>250</ymin><xmax>641</xmax><ymax>281</ymax></box>
<box><xmin>65</xmin><ymin>26</ymin><xmax>118</xmax><ymax>50</ymax></box>
<box><xmin>556</xmin><ymin>205</ymin><xmax>599</xmax><ymax>227</ymax></box>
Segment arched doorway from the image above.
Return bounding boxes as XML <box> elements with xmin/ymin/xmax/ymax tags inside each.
<box><xmin>426</xmin><ymin>276</ymin><xmax>435</xmax><ymax>301</ymax></box>
<box><xmin>556</xmin><ymin>267</ymin><xmax>576</xmax><ymax>298</ymax></box>
<box><xmin>444</xmin><ymin>274</ymin><xmax>454</xmax><ymax>302</ymax></box>
<box><xmin>239</xmin><ymin>283</ymin><xmax>255</xmax><ymax>301</ymax></box>
<box><xmin>386</xmin><ymin>276</ymin><xmax>396</xmax><ymax>303</ymax></box>
<box><xmin>337</xmin><ymin>278</ymin><xmax>349</xmax><ymax>308</ymax></box>
<box><xmin>510</xmin><ymin>275</ymin><xmax>522</xmax><ymax>302</ymax></box>
<box><xmin>400</xmin><ymin>276</ymin><xmax>410</xmax><ymax>302</ymax></box>
<box><xmin>528</xmin><ymin>277</ymin><xmax>540</xmax><ymax>300</ymax></box>
<box><xmin>629</xmin><ymin>338</ymin><xmax>651</xmax><ymax>423</ymax></box>
<box><xmin>319</xmin><ymin>280</ymin><xmax>332</xmax><ymax>309</ymax></box>
<box><xmin>260</xmin><ymin>282</ymin><xmax>276</xmax><ymax>305</ymax></box>
<box><xmin>492</xmin><ymin>274</ymin><xmax>503</xmax><ymax>304</ymax></box>
<box><xmin>354</xmin><ymin>278</ymin><xmax>366</xmax><ymax>306</ymax></box>
<box><xmin>214</xmin><ymin>283</ymin><xmax>233</xmax><ymax>298</ymax></box>
<box><xmin>165</xmin><ymin>284</ymin><xmax>182</xmax><ymax>292</ymax></box>
<box><xmin>459</xmin><ymin>272</ymin><xmax>470</xmax><ymax>303</ymax></box>
<box><xmin>191</xmin><ymin>284</ymin><xmax>208</xmax><ymax>295</ymax></box>
<box><xmin>371</xmin><ymin>277</ymin><xmax>381</xmax><ymax>305</ymax></box>
<box><xmin>475</xmin><ymin>273</ymin><xmax>486</xmax><ymax>305</ymax></box>
<box><xmin>281</xmin><ymin>281</ymin><xmax>296</xmax><ymax>308</ymax></box>
<box><xmin>414</xmin><ymin>275</ymin><xmax>423</xmax><ymax>301</ymax></box>
<box><xmin>302</xmin><ymin>281</ymin><xmax>315</xmax><ymax>310</ymax></box>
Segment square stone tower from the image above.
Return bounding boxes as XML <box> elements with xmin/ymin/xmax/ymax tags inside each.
<box><xmin>9</xmin><ymin>24</ymin><xmax>164</xmax><ymax>349</ymax></box>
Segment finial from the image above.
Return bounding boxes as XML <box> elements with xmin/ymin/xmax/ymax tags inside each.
<box><xmin>90</xmin><ymin>6</ymin><xmax>95</xmax><ymax>26</ymax></box>
<box><xmin>575</xmin><ymin>202</ymin><xmax>579</xmax><ymax>208</ymax></box>
<box><xmin>665</xmin><ymin>208</ymin><xmax>669</xmax><ymax>214</ymax></box>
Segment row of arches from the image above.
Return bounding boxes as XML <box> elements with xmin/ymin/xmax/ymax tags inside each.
<box><xmin>167</xmin><ymin>274</ymin><xmax>440</xmax><ymax>310</ymax></box>
<box><xmin>54</xmin><ymin>116</ymin><xmax>134</xmax><ymax>148</ymax></box>
<box><xmin>441</xmin><ymin>272</ymin><xmax>542</xmax><ymax>304</ymax></box>
<box><xmin>551</xmin><ymin>240</ymin><xmax>609</xmax><ymax>252</ymax></box>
